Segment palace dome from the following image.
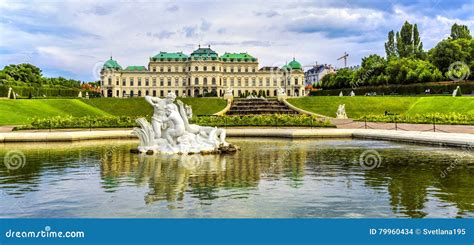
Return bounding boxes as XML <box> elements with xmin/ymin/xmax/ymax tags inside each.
<box><xmin>103</xmin><ymin>57</ymin><xmax>122</xmax><ymax>70</ymax></box>
<box><xmin>288</xmin><ymin>58</ymin><xmax>302</xmax><ymax>70</ymax></box>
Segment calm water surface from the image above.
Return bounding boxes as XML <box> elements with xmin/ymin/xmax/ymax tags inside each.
<box><xmin>0</xmin><ymin>138</ymin><xmax>473</xmax><ymax>218</ymax></box>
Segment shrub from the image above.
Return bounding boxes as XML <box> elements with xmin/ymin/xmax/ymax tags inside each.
<box><xmin>358</xmin><ymin>112</ymin><xmax>473</xmax><ymax>125</ymax></box>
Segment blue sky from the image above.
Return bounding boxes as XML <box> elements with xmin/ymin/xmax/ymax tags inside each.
<box><xmin>0</xmin><ymin>0</ymin><xmax>473</xmax><ymax>81</ymax></box>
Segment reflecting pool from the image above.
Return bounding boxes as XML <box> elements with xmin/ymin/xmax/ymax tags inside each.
<box><xmin>0</xmin><ymin>138</ymin><xmax>473</xmax><ymax>218</ymax></box>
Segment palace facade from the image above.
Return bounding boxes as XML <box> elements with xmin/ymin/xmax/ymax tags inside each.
<box><xmin>100</xmin><ymin>45</ymin><xmax>305</xmax><ymax>98</ymax></box>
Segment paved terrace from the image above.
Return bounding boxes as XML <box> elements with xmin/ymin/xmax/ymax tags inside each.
<box><xmin>0</xmin><ymin>128</ymin><xmax>472</xmax><ymax>148</ymax></box>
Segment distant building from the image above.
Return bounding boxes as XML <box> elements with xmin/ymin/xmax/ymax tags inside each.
<box><xmin>100</xmin><ymin>45</ymin><xmax>305</xmax><ymax>98</ymax></box>
<box><xmin>304</xmin><ymin>64</ymin><xmax>335</xmax><ymax>86</ymax></box>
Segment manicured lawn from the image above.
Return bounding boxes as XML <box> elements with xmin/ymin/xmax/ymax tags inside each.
<box><xmin>0</xmin><ymin>97</ymin><xmax>228</xmax><ymax>125</ymax></box>
<box><xmin>0</xmin><ymin>99</ymin><xmax>109</xmax><ymax>125</ymax></box>
<box><xmin>82</xmin><ymin>97</ymin><xmax>227</xmax><ymax>116</ymax></box>
<box><xmin>287</xmin><ymin>96</ymin><xmax>474</xmax><ymax>118</ymax></box>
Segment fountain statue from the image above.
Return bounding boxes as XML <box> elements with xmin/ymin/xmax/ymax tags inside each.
<box><xmin>336</xmin><ymin>104</ymin><xmax>348</xmax><ymax>119</ymax></box>
<box><xmin>349</xmin><ymin>91</ymin><xmax>355</xmax><ymax>97</ymax></box>
<box><xmin>132</xmin><ymin>92</ymin><xmax>237</xmax><ymax>155</ymax></box>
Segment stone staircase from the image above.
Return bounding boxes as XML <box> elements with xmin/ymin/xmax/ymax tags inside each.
<box><xmin>226</xmin><ymin>98</ymin><xmax>299</xmax><ymax>115</ymax></box>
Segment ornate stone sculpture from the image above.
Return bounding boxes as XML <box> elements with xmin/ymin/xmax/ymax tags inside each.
<box><xmin>339</xmin><ymin>91</ymin><xmax>343</xmax><ymax>97</ymax></box>
<box><xmin>277</xmin><ymin>87</ymin><xmax>287</xmax><ymax>101</ymax></box>
<box><xmin>452</xmin><ymin>86</ymin><xmax>460</xmax><ymax>97</ymax></box>
<box><xmin>336</xmin><ymin>104</ymin><xmax>348</xmax><ymax>119</ymax></box>
<box><xmin>133</xmin><ymin>92</ymin><xmax>236</xmax><ymax>155</ymax></box>
<box><xmin>223</xmin><ymin>87</ymin><xmax>233</xmax><ymax>100</ymax></box>
<box><xmin>349</xmin><ymin>91</ymin><xmax>355</xmax><ymax>97</ymax></box>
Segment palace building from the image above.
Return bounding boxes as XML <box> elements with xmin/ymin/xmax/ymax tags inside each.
<box><xmin>100</xmin><ymin>45</ymin><xmax>305</xmax><ymax>98</ymax></box>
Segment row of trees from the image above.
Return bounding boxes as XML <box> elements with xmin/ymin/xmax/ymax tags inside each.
<box><xmin>0</xmin><ymin>63</ymin><xmax>82</xmax><ymax>88</ymax></box>
<box><xmin>320</xmin><ymin>22</ymin><xmax>473</xmax><ymax>89</ymax></box>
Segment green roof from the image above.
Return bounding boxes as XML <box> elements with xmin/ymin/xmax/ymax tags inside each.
<box><xmin>220</xmin><ymin>52</ymin><xmax>257</xmax><ymax>62</ymax></box>
<box><xmin>288</xmin><ymin>58</ymin><xmax>302</xmax><ymax>70</ymax></box>
<box><xmin>190</xmin><ymin>46</ymin><xmax>219</xmax><ymax>60</ymax></box>
<box><xmin>152</xmin><ymin>52</ymin><xmax>188</xmax><ymax>61</ymax></box>
<box><xmin>103</xmin><ymin>57</ymin><xmax>122</xmax><ymax>70</ymax></box>
<box><xmin>125</xmin><ymin>66</ymin><xmax>147</xmax><ymax>71</ymax></box>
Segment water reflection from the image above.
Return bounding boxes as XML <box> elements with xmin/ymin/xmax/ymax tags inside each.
<box><xmin>0</xmin><ymin>139</ymin><xmax>473</xmax><ymax>218</ymax></box>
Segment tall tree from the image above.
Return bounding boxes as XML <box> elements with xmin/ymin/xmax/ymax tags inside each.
<box><xmin>450</xmin><ymin>23</ymin><xmax>472</xmax><ymax>40</ymax></box>
<box><xmin>386</xmin><ymin>21</ymin><xmax>424</xmax><ymax>59</ymax></box>
<box><xmin>384</xmin><ymin>30</ymin><xmax>396</xmax><ymax>59</ymax></box>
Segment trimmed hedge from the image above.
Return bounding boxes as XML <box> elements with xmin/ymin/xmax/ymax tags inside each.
<box><xmin>18</xmin><ymin>114</ymin><xmax>333</xmax><ymax>130</ymax></box>
<box><xmin>311</xmin><ymin>81</ymin><xmax>474</xmax><ymax>96</ymax></box>
<box><xmin>359</xmin><ymin>113</ymin><xmax>474</xmax><ymax>125</ymax></box>
<box><xmin>193</xmin><ymin>114</ymin><xmax>333</xmax><ymax>127</ymax></box>
<box><xmin>0</xmin><ymin>85</ymin><xmax>82</xmax><ymax>98</ymax></box>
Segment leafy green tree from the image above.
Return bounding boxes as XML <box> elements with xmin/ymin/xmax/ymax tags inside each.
<box><xmin>354</xmin><ymin>54</ymin><xmax>387</xmax><ymax>86</ymax></box>
<box><xmin>384</xmin><ymin>30</ymin><xmax>396</xmax><ymax>59</ymax></box>
<box><xmin>385</xmin><ymin>21</ymin><xmax>425</xmax><ymax>59</ymax></box>
<box><xmin>386</xmin><ymin>58</ymin><xmax>443</xmax><ymax>84</ymax></box>
<box><xmin>450</xmin><ymin>23</ymin><xmax>472</xmax><ymax>40</ymax></box>
<box><xmin>429</xmin><ymin>38</ymin><xmax>473</xmax><ymax>74</ymax></box>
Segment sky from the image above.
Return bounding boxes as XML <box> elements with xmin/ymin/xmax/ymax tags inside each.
<box><xmin>0</xmin><ymin>0</ymin><xmax>473</xmax><ymax>81</ymax></box>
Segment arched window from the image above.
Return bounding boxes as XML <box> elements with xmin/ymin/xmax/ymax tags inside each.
<box><xmin>203</xmin><ymin>77</ymin><xmax>208</xmax><ymax>85</ymax></box>
<box><xmin>138</xmin><ymin>90</ymin><xmax>142</xmax><ymax>97</ymax></box>
<box><xmin>195</xmin><ymin>66</ymin><xmax>199</xmax><ymax>71</ymax></box>
<box><xmin>195</xmin><ymin>77</ymin><xmax>199</xmax><ymax>85</ymax></box>
<box><xmin>212</xmin><ymin>77</ymin><xmax>216</xmax><ymax>85</ymax></box>
<box><xmin>204</xmin><ymin>66</ymin><xmax>207</xmax><ymax>71</ymax></box>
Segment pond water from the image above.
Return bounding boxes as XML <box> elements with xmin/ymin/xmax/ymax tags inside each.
<box><xmin>0</xmin><ymin>138</ymin><xmax>473</xmax><ymax>218</ymax></box>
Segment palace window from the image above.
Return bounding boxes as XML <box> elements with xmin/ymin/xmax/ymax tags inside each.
<box><xmin>259</xmin><ymin>78</ymin><xmax>263</xmax><ymax>86</ymax></box>
<box><xmin>212</xmin><ymin>66</ymin><xmax>215</xmax><ymax>71</ymax></box>
<box><xmin>231</xmin><ymin>67</ymin><xmax>234</xmax><ymax>73</ymax></box>
<box><xmin>152</xmin><ymin>78</ymin><xmax>156</xmax><ymax>86</ymax></box>
<box><xmin>182</xmin><ymin>78</ymin><xmax>187</xmax><ymax>86</ymax></box>
<box><xmin>146</xmin><ymin>90</ymin><xmax>149</xmax><ymax>96</ymax></box>
<box><xmin>160</xmin><ymin>67</ymin><xmax>164</xmax><ymax>72</ymax></box>
<box><xmin>138</xmin><ymin>78</ymin><xmax>142</xmax><ymax>86</ymax></box>
<box><xmin>167</xmin><ymin>78</ymin><xmax>171</xmax><ymax>86</ymax></box>
<box><xmin>223</xmin><ymin>78</ymin><xmax>227</xmax><ymax>86</ymax></box>
<box><xmin>212</xmin><ymin>77</ymin><xmax>216</xmax><ymax>85</ymax></box>
<box><xmin>195</xmin><ymin>78</ymin><xmax>199</xmax><ymax>85</ymax></box>
<box><xmin>295</xmin><ymin>78</ymin><xmax>298</xmax><ymax>85</ymax></box>
<box><xmin>287</xmin><ymin>79</ymin><xmax>290</xmax><ymax>86</ymax></box>
<box><xmin>230</xmin><ymin>78</ymin><xmax>234</xmax><ymax>86</ymax></box>
<box><xmin>175</xmin><ymin>78</ymin><xmax>179</xmax><ymax>86</ymax></box>
<box><xmin>175</xmin><ymin>66</ymin><xmax>179</xmax><ymax>72</ymax></box>
<box><xmin>245</xmin><ymin>67</ymin><xmax>248</xmax><ymax>72</ymax></box>
<box><xmin>167</xmin><ymin>67</ymin><xmax>171</xmax><ymax>72</ymax></box>
<box><xmin>160</xmin><ymin>78</ymin><xmax>164</xmax><ymax>86</ymax></box>
<box><xmin>237</xmin><ymin>78</ymin><xmax>241</xmax><ymax>86</ymax></box>
<box><xmin>153</xmin><ymin>90</ymin><xmax>156</xmax><ymax>96</ymax></box>
<box><xmin>152</xmin><ymin>67</ymin><xmax>156</xmax><ymax>72</ymax></box>
<box><xmin>116</xmin><ymin>78</ymin><xmax>119</xmax><ymax>86</ymax></box>
<box><xmin>203</xmin><ymin>77</ymin><xmax>208</xmax><ymax>86</ymax></box>
<box><xmin>108</xmin><ymin>78</ymin><xmax>111</xmax><ymax>86</ymax></box>
<box><xmin>245</xmin><ymin>78</ymin><xmax>249</xmax><ymax>87</ymax></box>
<box><xmin>195</xmin><ymin>66</ymin><xmax>199</xmax><ymax>71</ymax></box>
<box><xmin>138</xmin><ymin>90</ymin><xmax>142</xmax><ymax>97</ymax></box>
<box><xmin>252</xmin><ymin>78</ymin><xmax>256</xmax><ymax>86</ymax></box>
<box><xmin>160</xmin><ymin>90</ymin><xmax>164</xmax><ymax>97</ymax></box>
<box><xmin>145</xmin><ymin>78</ymin><xmax>149</xmax><ymax>86</ymax></box>
<box><xmin>266</xmin><ymin>78</ymin><xmax>270</xmax><ymax>87</ymax></box>
<box><xmin>252</xmin><ymin>68</ymin><xmax>256</xmax><ymax>73</ymax></box>
<box><xmin>130</xmin><ymin>78</ymin><xmax>134</xmax><ymax>86</ymax></box>
<box><xmin>122</xmin><ymin>78</ymin><xmax>126</xmax><ymax>86</ymax></box>
<box><xmin>238</xmin><ymin>67</ymin><xmax>241</xmax><ymax>72</ymax></box>
<box><xmin>204</xmin><ymin>66</ymin><xmax>207</xmax><ymax>71</ymax></box>
<box><xmin>281</xmin><ymin>79</ymin><xmax>285</xmax><ymax>86</ymax></box>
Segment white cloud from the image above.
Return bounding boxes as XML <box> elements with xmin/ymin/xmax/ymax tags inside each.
<box><xmin>0</xmin><ymin>0</ymin><xmax>472</xmax><ymax>81</ymax></box>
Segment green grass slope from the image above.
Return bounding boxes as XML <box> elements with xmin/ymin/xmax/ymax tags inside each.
<box><xmin>287</xmin><ymin>96</ymin><xmax>474</xmax><ymax>118</ymax></box>
<box><xmin>0</xmin><ymin>99</ymin><xmax>109</xmax><ymax>125</ymax></box>
<box><xmin>82</xmin><ymin>97</ymin><xmax>227</xmax><ymax>117</ymax></box>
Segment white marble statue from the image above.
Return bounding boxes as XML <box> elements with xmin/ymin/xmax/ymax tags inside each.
<box><xmin>349</xmin><ymin>91</ymin><xmax>355</xmax><ymax>97</ymax></box>
<box><xmin>452</xmin><ymin>86</ymin><xmax>460</xmax><ymax>97</ymax></box>
<box><xmin>7</xmin><ymin>87</ymin><xmax>16</xmax><ymax>99</ymax></box>
<box><xmin>78</xmin><ymin>91</ymin><xmax>82</xmax><ymax>98</ymax></box>
<box><xmin>339</xmin><ymin>91</ymin><xmax>343</xmax><ymax>97</ymax></box>
<box><xmin>223</xmin><ymin>87</ymin><xmax>234</xmax><ymax>100</ymax></box>
<box><xmin>85</xmin><ymin>92</ymin><xmax>89</xmax><ymax>99</ymax></box>
<box><xmin>133</xmin><ymin>92</ymin><xmax>232</xmax><ymax>154</ymax></box>
<box><xmin>336</xmin><ymin>104</ymin><xmax>348</xmax><ymax>119</ymax></box>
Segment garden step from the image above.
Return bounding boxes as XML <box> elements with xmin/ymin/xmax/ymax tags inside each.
<box><xmin>226</xmin><ymin>99</ymin><xmax>299</xmax><ymax>115</ymax></box>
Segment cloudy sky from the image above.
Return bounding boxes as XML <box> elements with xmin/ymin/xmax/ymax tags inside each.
<box><xmin>0</xmin><ymin>0</ymin><xmax>473</xmax><ymax>81</ymax></box>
